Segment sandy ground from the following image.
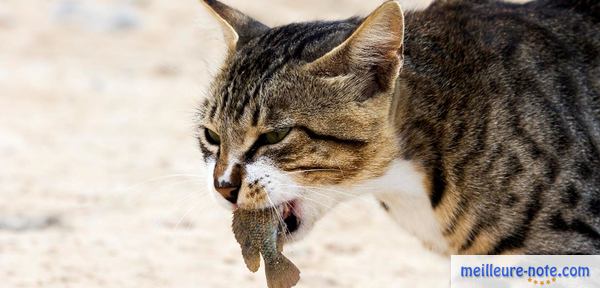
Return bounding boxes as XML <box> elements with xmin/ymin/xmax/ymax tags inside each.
<box><xmin>0</xmin><ymin>0</ymin><xmax>463</xmax><ymax>287</ymax></box>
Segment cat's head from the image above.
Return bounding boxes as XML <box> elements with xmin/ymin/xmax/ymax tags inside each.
<box><xmin>198</xmin><ymin>0</ymin><xmax>405</xmax><ymax>241</ymax></box>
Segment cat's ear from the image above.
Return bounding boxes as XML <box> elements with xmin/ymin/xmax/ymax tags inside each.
<box><xmin>201</xmin><ymin>0</ymin><xmax>269</xmax><ymax>51</ymax></box>
<box><xmin>306</xmin><ymin>1</ymin><xmax>404</xmax><ymax>94</ymax></box>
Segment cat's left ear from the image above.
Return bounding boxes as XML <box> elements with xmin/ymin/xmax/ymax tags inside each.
<box><xmin>306</xmin><ymin>0</ymin><xmax>404</xmax><ymax>95</ymax></box>
<box><xmin>201</xmin><ymin>0</ymin><xmax>269</xmax><ymax>51</ymax></box>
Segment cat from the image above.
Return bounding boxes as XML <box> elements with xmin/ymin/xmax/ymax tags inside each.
<box><xmin>198</xmin><ymin>0</ymin><xmax>600</xmax><ymax>255</ymax></box>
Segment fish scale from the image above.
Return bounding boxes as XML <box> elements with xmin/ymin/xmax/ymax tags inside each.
<box><xmin>232</xmin><ymin>208</ymin><xmax>301</xmax><ymax>288</ymax></box>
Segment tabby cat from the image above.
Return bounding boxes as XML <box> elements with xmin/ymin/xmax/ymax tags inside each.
<box><xmin>198</xmin><ymin>0</ymin><xmax>600</xmax><ymax>254</ymax></box>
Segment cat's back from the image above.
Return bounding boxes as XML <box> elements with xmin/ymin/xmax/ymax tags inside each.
<box><xmin>403</xmin><ymin>0</ymin><xmax>600</xmax><ymax>136</ymax></box>
<box><xmin>399</xmin><ymin>0</ymin><xmax>600</xmax><ymax>254</ymax></box>
<box><xmin>404</xmin><ymin>0</ymin><xmax>599</xmax><ymax>79</ymax></box>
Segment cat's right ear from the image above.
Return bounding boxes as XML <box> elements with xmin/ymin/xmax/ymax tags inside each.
<box><xmin>200</xmin><ymin>0</ymin><xmax>269</xmax><ymax>51</ymax></box>
<box><xmin>305</xmin><ymin>1</ymin><xmax>404</xmax><ymax>96</ymax></box>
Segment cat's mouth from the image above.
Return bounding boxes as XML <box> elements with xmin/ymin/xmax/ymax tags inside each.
<box><xmin>280</xmin><ymin>199</ymin><xmax>301</xmax><ymax>235</ymax></box>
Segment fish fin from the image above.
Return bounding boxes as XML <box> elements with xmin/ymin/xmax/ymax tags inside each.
<box><xmin>231</xmin><ymin>211</ymin><xmax>246</xmax><ymax>244</ymax></box>
<box><xmin>265</xmin><ymin>255</ymin><xmax>301</xmax><ymax>288</ymax></box>
<box><xmin>241</xmin><ymin>245</ymin><xmax>261</xmax><ymax>272</ymax></box>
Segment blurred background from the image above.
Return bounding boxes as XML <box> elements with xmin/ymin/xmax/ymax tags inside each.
<box><xmin>0</xmin><ymin>0</ymin><xmax>459</xmax><ymax>287</ymax></box>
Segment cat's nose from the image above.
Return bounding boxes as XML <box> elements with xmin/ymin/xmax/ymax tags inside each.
<box><xmin>213</xmin><ymin>160</ymin><xmax>242</xmax><ymax>204</ymax></box>
<box><xmin>213</xmin><ymin>159</ymin><xmax>243</xmax><ymax>204</ymax></box>
<box><xmin>214</xmin><ymin>181</ymin><xmax>240</xmax><ymax>204</ymax></box>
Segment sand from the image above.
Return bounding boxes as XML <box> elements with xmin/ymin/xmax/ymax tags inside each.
<box><xmin>2</xmin><ymin>0</ymin><xmax>534</xmax><ymax>286</ymax></box>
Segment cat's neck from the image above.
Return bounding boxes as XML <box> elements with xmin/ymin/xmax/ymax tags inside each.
<box><xmin>392</xmin><ymin>65</ymin><xmax>445</xmax><ymax>163</ymax></box>
<box><xmin>372</xmin><ymin>70</ymin><xmax>452</xmax><ymax>253</ymax></box>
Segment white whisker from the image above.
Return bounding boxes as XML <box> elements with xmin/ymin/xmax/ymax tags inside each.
<box><xmin>116</xmin><ymin>173</ymin><xmax>206</xmax><ymax>194</ymax></box>
<box><xmin>265</xmin><ymin>193</ymin><xmax>290</xmax><ymax>243</ymax></box>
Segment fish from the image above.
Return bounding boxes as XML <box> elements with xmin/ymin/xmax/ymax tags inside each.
<box><xmin>232</xmin><ymin>207</ymin><xmax>301</xmax><ymax>288</ymax></box>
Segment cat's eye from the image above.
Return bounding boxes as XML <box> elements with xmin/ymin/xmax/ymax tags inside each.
<box><xmin>261</xmin><ymin>128</ymin><xmax>291</xmax><ymax>145</ymax></box>
<box><xmin>205</xmin><ymin>128</ymin><xmax>221</xmax><ymax>145</ymax></box>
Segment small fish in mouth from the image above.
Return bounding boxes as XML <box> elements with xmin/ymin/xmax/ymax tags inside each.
<box><xmin>232</xmin><ymin>204</ymin><xmax>301</xmax><ymax>288</ymax></box>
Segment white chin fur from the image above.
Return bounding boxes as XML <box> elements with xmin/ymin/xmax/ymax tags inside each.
<box><xmin>242</xmin><ymin>158</ymin><xmax>300</xmax><ymax>208</ymax></box>
<box><xmin>282</xmin><ymin>198</ymin><xmax>326</xmax><ymax>242</ymax></box>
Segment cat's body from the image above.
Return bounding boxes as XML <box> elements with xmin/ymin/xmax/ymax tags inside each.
<box><xmin>199</xmin><ymin>0</ymin><xmax>600</xmax><ymax>255</ymax></box>
<box><xmin>388</xmin><ymin>0</ymin><xmax>600</xmax><ymax>254</ymax></box>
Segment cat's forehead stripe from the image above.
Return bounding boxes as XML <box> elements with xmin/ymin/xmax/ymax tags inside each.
<box><xmin>212</xmin><ymin>19</ymin><xmax>361</xmax><ymax>125</ymax></box>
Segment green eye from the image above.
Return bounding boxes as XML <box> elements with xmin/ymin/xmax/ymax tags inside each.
<box><xmin>262</xmin><ymin>128</ymin><xmax>291</xmax><ymax>145</ymax></box>
<box><xmin>205</xmin><ymin>128</ymin><xmax>221</xmax><ymax>145</ymax></box>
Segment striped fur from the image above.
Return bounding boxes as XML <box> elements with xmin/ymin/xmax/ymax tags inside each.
<box><xmin>199</xmin><ymin>0</ymin><xmax>600</xmax><ymax>254</ymax></box>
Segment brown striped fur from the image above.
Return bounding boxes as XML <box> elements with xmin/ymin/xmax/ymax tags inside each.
<box><xmin>198</xmin><ymin>0</ymin><xmax>600</xmax><ymax>254</ymax></box>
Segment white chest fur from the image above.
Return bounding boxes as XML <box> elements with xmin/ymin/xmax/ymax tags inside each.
<box><xmin>359</xmin><ymin>160</ymin><xmax>448</xmax><ymax>254</ymax></box>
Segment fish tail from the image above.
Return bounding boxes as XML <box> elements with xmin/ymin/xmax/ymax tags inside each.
<box><xmin>265</xmin><ymin>255</ymin><xmax>300</xmax><ymax>288</ymax></box>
